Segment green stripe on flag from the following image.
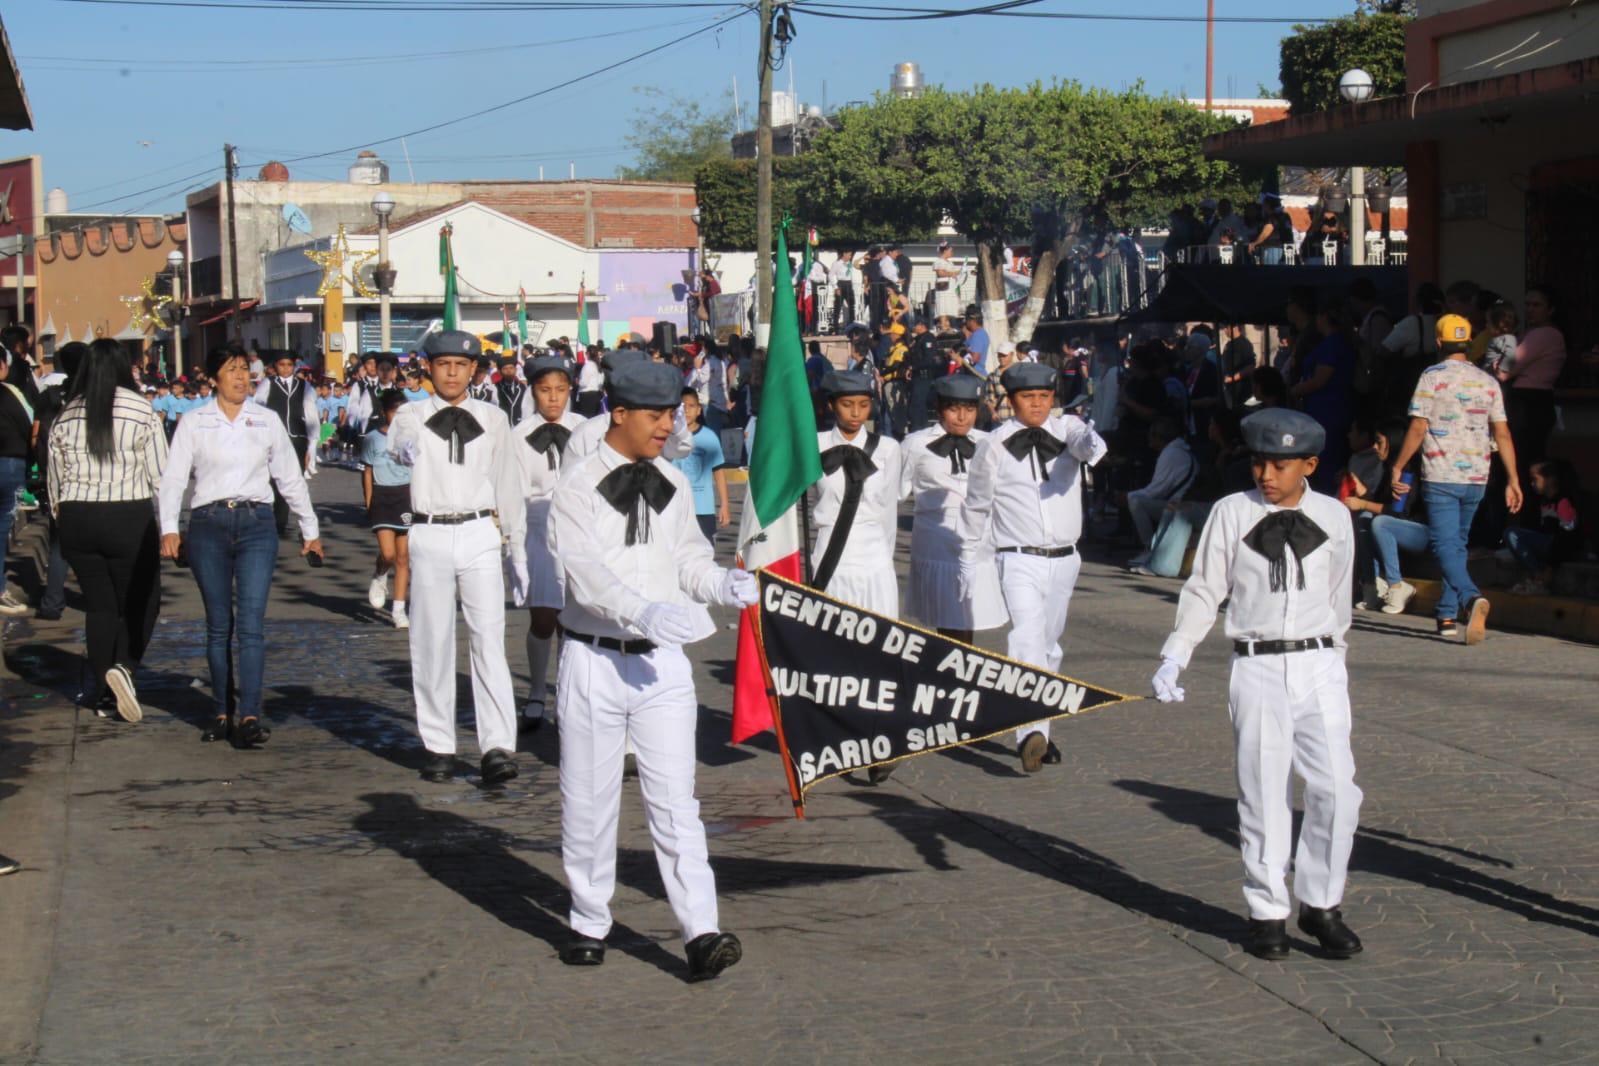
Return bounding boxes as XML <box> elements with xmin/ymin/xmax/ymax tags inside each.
<box><xmin>749</xmin><ymin>218</ymin><xmax>822</xmax><ymax>527</ymax></box>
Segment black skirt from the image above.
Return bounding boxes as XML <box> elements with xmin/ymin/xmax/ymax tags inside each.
<box><xmin>367</xmin><ymin>483</ymin><xmax>412</xmax><ymax>532</ymax></box>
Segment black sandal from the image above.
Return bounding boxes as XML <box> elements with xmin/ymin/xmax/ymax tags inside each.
<box><xmin>231</xmin><ymin>717</ymin><xmax>270</xmax><ymax>749</ymax></box>
<box><xmin>201</xmin><ymin>716</ymin><xmax>229</xmax><ymax>743</ymax></box>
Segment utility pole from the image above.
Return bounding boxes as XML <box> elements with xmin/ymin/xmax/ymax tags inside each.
<box><xmin>755</xmin><ymin>0</ymin><xmax>774</xmax><ymax>346</ymax></box>
<box><xmin>1204</xmin><ymin>0</ymin><xmax>1214</xmax><ymax>112</ymax></box>
<box><xmin>224</xmin><ymin>144</ymin><xmax>242</xmax><ymax>338</ymax></box>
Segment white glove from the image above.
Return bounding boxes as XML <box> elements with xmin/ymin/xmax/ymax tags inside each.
<box><xmin>956</xmin><ymin>558</ymin><xmax>976</xmax><ymax>603</ymax></box>
<box><xmin>1151</xmin><ymin>658</ymin><xmax>1185</xmax><ymax>703</ymax></box>
<box><xmin>720</xmin><ymin>568</ymin><xmax>759</xmax><ymax>608</ymax></box>
<box><xmin>394</xmin><ymin>440</ymin><xmax>419</xmax><ymax>467</ymax></box>
<box><xmin>637</xmin><ymin>602</ymin><xmax>697</xmax><ymax>646</ymax></box>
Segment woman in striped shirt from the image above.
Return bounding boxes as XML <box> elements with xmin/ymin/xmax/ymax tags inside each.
<box><xmin>47</xmin><ymin>338</ymin><xmax>167</xmax><ymax>723</ymax></box>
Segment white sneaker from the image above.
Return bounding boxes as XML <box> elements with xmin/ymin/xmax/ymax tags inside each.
<box><xmin>104</xmin><ymin>665</ymin><xmax>143</xmax><ymax>723</ymax></box>
<box><xmin>0</xmin><ymin>589</ymin><xmax>29</xmax><ymax>617</ymax></box>
<box><xmin>392</xmin><ymin>602</ymin><xmax>409</xmax><ymax>629</ymax></box>
<box><xmin>1376</xmin><ymin>576</ymin><xmax>1390</xmax><ymax>600</ymax></box>
<box><xmin>1127</xmin><ymin>552</ymin><xmax>1152</xmax><ymax>570</ymax></box>
<box><xmin>1381</xmin><ymin>581</ymin><xmax>1416</xmax><ymax>615</ymax></box>
<box><xmin>368</xmin><ymin>576</ymin><xmax>388</xmax><ymax>610</ymax></box>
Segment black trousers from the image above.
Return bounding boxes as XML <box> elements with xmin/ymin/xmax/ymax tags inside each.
<box><xmin>833</xmin><ymin>282</ymin><xmax>855</xmax><ymax>331</ymax></box>
<box><xmin>58</xmin><ymin>500</ymin><xmax>161</xmax><ymax>701</ymax></box>
<box><xmin>274</xmin><ymin>435</ymin><xmax>310</xmax><ymax>533</ymax></box>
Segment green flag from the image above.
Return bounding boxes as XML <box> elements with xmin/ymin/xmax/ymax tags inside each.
<box><xmin>751</xmin><ymin>217</ymin><xmax>823</xmax><ymax>527</ymax></box>
<box><xmin>439</xmin><ymin>224</ymin><xmax>459</xmax><ymax>331</ymax></box>
<box><xmin>518</xmin><ymin>286</ymin><xmax>529</xmax><ymax>354</ymax></box>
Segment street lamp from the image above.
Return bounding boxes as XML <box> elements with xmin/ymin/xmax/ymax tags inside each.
<box><xmin>166</xmin><ymin>248</ymin><xmax>184</xmax><ymax>376</ymax></box>
<box><xmin>371</xmin><ymin>191</ymin><xmax>397</xmax><ymax>353</ymax></box>
<box><xmin>1339</xmin><ymin>69</ymin><xmax>1376</xmax><ymax>266</ymax></box>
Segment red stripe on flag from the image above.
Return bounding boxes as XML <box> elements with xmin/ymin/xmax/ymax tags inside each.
<box><xmin>731</xmin><ymin>550</ymin><xmax>804</xmax><ymax>743</ymax></box>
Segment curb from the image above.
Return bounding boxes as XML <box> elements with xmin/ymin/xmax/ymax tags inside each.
<box><xmin>1399</xmin><ymin>578</ymin><xmax>1599</xmax><ymax>644</ymax></box>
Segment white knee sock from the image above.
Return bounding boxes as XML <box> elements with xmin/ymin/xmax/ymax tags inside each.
<box><xmin>525</xmin><ymin>631</ymin><xmax>552</xmax><ymax>713</ymax></box>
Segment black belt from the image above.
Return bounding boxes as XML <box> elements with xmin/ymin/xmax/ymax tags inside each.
<box><xmin>561</xmin><ymin>627</ymin><xmax>657</xmax><ymax>656</ymax></box>
<box><xmin>411</xmin><ymin>509</ymin><xmax>495</xmax><ymax>525</ymax></box>
<box><xmin>996</xmin><ymin>545</ymin><xmax>1076</xmax><ymax>559</ymax></box>
<box><xmin>1233</xmin><ymin>636</ymin><xmax>1336</xmax><ymax>657</ymax></box>
<box><xmin>194</xmin><ymin>498</ymin><xmax>270</xmax><ymax>512</ymax></box>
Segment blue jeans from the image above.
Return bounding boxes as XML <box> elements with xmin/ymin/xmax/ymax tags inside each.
<box><xmin>0</xmin><ymin>456</ymin><xmax>24</xmax><ymax>596</ymax></box>
<box><xmin>1370</xmin><ymin>514</ymin><xmax>1429</xmax><ymax>584</ymax></box>
<box><xmin>1504</xmin><ymin>527</ymin><xmax>1552</xmax><ymax>575</ymax></box>
<box><xmin>186</xmin><ymin>502</ymin><xmax>278</xmax><ymax>719</ymax></box>
<box><xmin>1260</xmin><ymin>247</ymin><xmax>1284</xmax><ymax>265</ymax></box>
<box><xmin>1421</xmin><ymin>482</ymin><xmax>1485</xmax><ymax>620</ymax></box>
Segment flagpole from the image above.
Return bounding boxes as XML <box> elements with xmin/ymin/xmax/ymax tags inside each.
<box><xmin>750</xmin><ymin>594</ymin><xmax>806</xmax><ymax>819</ymax></box>
<box><xmin>798</xmin><ymin>490</ymin><xmax>815</xmax><ymax>585</ymax></box>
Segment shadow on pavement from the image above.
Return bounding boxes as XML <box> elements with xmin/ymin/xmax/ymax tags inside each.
<box><xmin>849</xmin><ymin>790</ymin><xmax>1242</xmax><ymax>943</ymax></box>
<box><xmin>1116</xmin><ymin>779</ymin><xmax>1599</xmax><ymax>937</ymax></box>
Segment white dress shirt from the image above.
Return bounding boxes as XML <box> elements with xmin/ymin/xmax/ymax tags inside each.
<box><xmin>253</xmin><ymin>374</ymin><xmax>321</xmax><ymax>437</ymax></box>
<box><xmin>158</xmin><ymin>398</ymin><xmax>320</xmax><ymax>540</ymax></box>
<box><xmin>386</xmin><ymin>394</ymin><xmax>525</xmax><ymax>546</ymax></box>
<box><xmin>549</xmin><ymin>443</ymin><xmax>731</xmax><ymax>641</ymax></box>
<box><xmin>812</xmin><ymin>426</ymin><xmax>902</xmax><ymax>566</ymax></box>
<box><xmin>565</xmin><ymin>405</ymin><xmax>694</xmax><ymax>463</ymax></box>
<box><xmin>1160</xmin><ymin>486</ymin><xmax>1353</xmax><ymax>668</ymax></box>
<box><xmin>510</xmin><ymin>409</ymin><xmax>588</xmax><ymax>501</ymax></box>
<box><xmin>961</xmin><ymin>414</ymin><xmax>1106</xmax><ymax>554</ymax></box>
<box><xmin>345</xmin><ymin>373</ymin><xmax>382</xmax><ymax>430</ymax></box>
<box><xmin>577</xmin><ymin>358</ymin><xmax>604</xmax><ymax>393</ymax></box>
<box><xmin>900</xmin><ymin>425</ymin><xmax>990</xmax><ymax>560</ymax></box>
<box><xmin>879</xmin><ymin>255</ymin><xmax>901</xmax><ymax>286</ymax></box>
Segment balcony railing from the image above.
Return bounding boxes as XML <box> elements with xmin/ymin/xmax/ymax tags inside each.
<box><xmin>189</xmin><ymin>255</ymin><xmax>224</xmax><ymax>299</ymax></box>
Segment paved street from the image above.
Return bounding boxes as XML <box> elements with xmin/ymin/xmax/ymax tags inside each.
<box><xmin>2</xmin><ymin>465</ymin><xmax>1596</xmax><ymax>1064</ymax></box>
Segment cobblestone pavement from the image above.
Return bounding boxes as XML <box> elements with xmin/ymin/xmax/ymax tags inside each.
<box><xmin>2</xmin><ymin>467</ymin><xmax>1596</xmax><ymax>1064</ymax></box>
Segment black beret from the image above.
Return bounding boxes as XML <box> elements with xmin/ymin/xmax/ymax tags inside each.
<box><xmin>527</xmin><ymin>355</ymin><xmax>572</xmax><ymax>382</ymax></box>
<box><xmin>932</xmin><ymin>374</ymin><xmax>983</xmax><ymax>403</ymax></box>
<box><xmin>1000</xmin><ymin>362</ymin><xmax>1058</xmax><ymax>394</ymax></box>
<box><xmin>606</xmin><ymin>361</ymin><xmax>683</xmax><ymax>409</ymax></box>
<box><xmin>822</xmin><ymin>369</ymin><xmax>873</xmax><ymax>397</ymax></box>
<box><xmin>1241</xmin><ymin>409</ymin><xmax>1325</xmax><ymax>459</ymax></box>
<box><xmin>602</xmin><ymin>349</ymin><xmax>648</xmax><ymax>373</ymax></box>
<box><xmin>421</xmin><ymin>330</ymin><xmax>482</xmax><ymax>359</ymax></box>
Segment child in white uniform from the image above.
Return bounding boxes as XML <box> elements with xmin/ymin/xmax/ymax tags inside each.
<box><xmin>811</xmin><ymin>369</ymin><xmax>902</xmax><ymax>615</ymax></box>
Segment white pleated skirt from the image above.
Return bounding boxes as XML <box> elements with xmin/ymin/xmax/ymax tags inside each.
<box><xmin>521</xmin><ymin>498</ymin><xmax>566</xmax><ymax>610</ymax></box>
<box><xmin>905</xmin><ymin>515</ymin><xmax>1008</xmax><ymax>631</ymax></box>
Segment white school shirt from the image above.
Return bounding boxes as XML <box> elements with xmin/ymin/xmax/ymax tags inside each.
<box><xmin>158</xmin><ymin>398</ymin><xmax>320</xmax><ymax>541</ymax></box>
<box><xmin>961</xmin><ymin>414</ymin><xmax>1106</xmax><ymax>554</ymax></box>
<box><xmin>565</xmin><ymin>405</ymin><xmax>695</xmax><ymax>463</ymax></box>
<box><xmin>252</xmin><ymin>374</ymin><xmax>322</xmax><ymax>471</ymax></box>
<box><xmin>1160</xmin><ymin>486</ymin><xmax>1353</xmax><ymax>669</ymax></box>
<box><xmin>386</xmin><ymin>394</ymin><xmax>525</xmax><ymax>546</ymax></box>
<box><xmin>345</xmin><ymin>373</ymin><xmax>382</xmax><ymax>429</ymax></box>
<box><xmin>549</xmin><ymin>442</ymin><xmax>728</xmax><ymax>642</ymax></box>
<box><xmin>510</xmin><ymin>409</ymin><xmax>588</xmax><ymax>502</ymax></box>
<box><xmin>812</xmin><ymin>427</ymin><xmax>903</xmax><ymax>567</ymax></box>
<box><xmin>900</xmin><ymin>425</ymin><xmax>990</xmax><ymax>562</ymax></box>
<box><xmin>577</xmin><ymin>358</ymin><xmax>604</xmax><ymax>393</ymax></box>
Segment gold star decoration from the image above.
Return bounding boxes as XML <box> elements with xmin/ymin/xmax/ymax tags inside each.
<box><xmin>119</xmin><ymin>274</ymin><xmax>173</xmax><ymax>334</ymax></box>
<box><xmin>304</xmin><ymin>223</ymin><xmax>379</xmax><ymax>299</ymax></box>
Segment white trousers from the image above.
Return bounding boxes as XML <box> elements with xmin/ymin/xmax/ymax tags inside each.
<box><xmin>406</xmin><ymin>520</ymin><xmax>518</xmax><ymax>757</ymax></box>
<box><xmin>558</xmin><ymin>640</ymin><xmax>718</xmax><ymax>943</ymax></box>
<box><xmin>1228</xmin><ymin>648</ymin><xmax>1362</xmax><ymax>920</ymax></box>
<box><xmin>998</xmin><ymin>551</ymin><xmax>1081</xmax><ymax>744</ymax></box>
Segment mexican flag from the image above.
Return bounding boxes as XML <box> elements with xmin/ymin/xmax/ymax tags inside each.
<box><xmin>439</xmin><ymin>224</ymin><xmax>459</xmax><ymax>331</ymax></box>
<box><xmin>575</xmin><ymin>277</ymin><xmax>590</xmax><ymax>360</ymax></box>
<box><xmin>732</xmin><ymin>218</ymin><xmax>823</xmax><ymax>743</ymax></box>
<box><xmin>518</xmin><ymin>287</ymin><xmax>529</xmax><ymax>354</ymax></box>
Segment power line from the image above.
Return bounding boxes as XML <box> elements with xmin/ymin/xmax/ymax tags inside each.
<box><xmin>54</xmin><ymin>0</ymin><xmax>743</xmax><ymax>10</ymax></box>
<box><xmin>793</xmin><ymin>0</ymin><xmax>1335</xmax><ymax>22</ymax></box>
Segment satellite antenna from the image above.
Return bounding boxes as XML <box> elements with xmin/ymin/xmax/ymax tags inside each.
<box><xmin>282</xmin><ymin>203</ymin><xmax>313</xmax><ymax>235</ymax></box>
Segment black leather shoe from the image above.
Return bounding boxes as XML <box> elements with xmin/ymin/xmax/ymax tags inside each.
<box><xmin>866</xmin><ymin>764</ymin><xmax>897</xmax><ymax>785</ymax></box>
<box><xmin>685</xmin><ymin>931</ymin><xmax>742</xmax><ymax>982</ymax></box>
<box><xmin>420</xmin><ymin>752</ymin><xmax>456</xmax><ymax>783</ymax></box>
<box><xmin>201</xmin><ymin>716</ymin><xmax>229</xmax><ymax>743</ymax></box>
<box><xmin>1018</xmin><ymin>732</ymin><xmax>1048</xmax><ymax>774</ymax></box>
<box><xmin>480</xmin><ymin>749</ymin><xmax>519</xmax><ymax>786</ymax></box>
<box><xmin>1245</xmin><ymin>918</ymin><xmax>1290</xmax><ymax>960</ymax></box>
<box><xmin>231</xmin><ymin>716</ymin><xmax>269</xmax><ymax>749</ymax></box>
<box><xmin>1298</xmin><ymin>905</ymin><xmax>1363</xmax><ymax>958</ymax></box>
<box><xmin>1042</xmin><ymin>741</ymin><xmax>1062</xmax><ymax>765</ymax></box>
<box><xmin>560</xmin><ymin>935</ymin><xmax>606</xmax><ymax>966</ymax></box>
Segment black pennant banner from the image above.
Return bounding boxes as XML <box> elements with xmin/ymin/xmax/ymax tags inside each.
<box><xmin>754</xmin><ymin>573</ymin><xmax>1138</xmax><ymax>807</ymax></box>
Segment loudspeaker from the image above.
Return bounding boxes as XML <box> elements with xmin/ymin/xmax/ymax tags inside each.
<box><xmin>652</xmin><ymin>320</ymin><xmax>678</xmax><ymax>353</ymax></box>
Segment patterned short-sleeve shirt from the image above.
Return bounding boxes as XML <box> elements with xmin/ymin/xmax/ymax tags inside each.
<box><xmin>1408</xmin><ymin>359</ymin><xmax>1507</xmax><ymax>485</ymax></box>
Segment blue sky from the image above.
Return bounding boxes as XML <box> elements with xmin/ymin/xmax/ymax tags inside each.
<box><xmin>4</xmin><ymin>0</ymin><xmax>1354</xmax><ymax>216</ymax></box>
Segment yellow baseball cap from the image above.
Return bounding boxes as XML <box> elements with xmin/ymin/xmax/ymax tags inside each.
<box><xmin>1436</xmin><ymin>314</ymin><xmax>1472</xmax><ymax>344</ymax></box>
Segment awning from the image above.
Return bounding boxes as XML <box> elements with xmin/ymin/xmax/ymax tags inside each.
<box><xmin>1205</xmin><ymin>56</ymin><xmax>1599</xmax><ymax>167</ymax></box>
<box><xmin>0</xmin><ymin>18</ymin><xmax>32</xmax><ymax>131</ymax></box>
<box><xmin>196</xmin><ymin>299</ymin><xmax>260</xmax><ymax>327</ymax></box>
<box><xmin>1127</xmin><ymin>264</ymin><xmax>1410</xmax><ymax>325</ymax></box>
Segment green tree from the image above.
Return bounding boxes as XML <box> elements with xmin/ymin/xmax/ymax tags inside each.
<box><xmin>799</xmin><ymin>83</ymin><xmax>1258</xmax><ymax>345</ymax></box>
<box><xmin>694</xmin><ymin>156</ymin><xmax>924</xmax><ymax>252</ymax></box>
<box><xmin>1280</xmin><ymin>13</ymin><xmax>1408</xmax><ymax>116</ymax></box>
<box><xmin>617</xmin><ymin>88</ymin><xmax>735</xmax><ymax>183</ymax></box>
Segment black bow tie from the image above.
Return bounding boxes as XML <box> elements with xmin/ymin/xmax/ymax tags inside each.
<box><xmin>1243</xmin><ymin>509</ymin><xmax>1328</xmax><ymax>592</ymax></box>
<box><xmin>526</xmin><ymin>422</ymin><xmax>571</xmax><ymax>469</ymax></box>
<box><xmin>926</xmin><ymin>433</ymin><xmax>976</xmax><ymax>474</ymax></box>
<box><xmin>425</xmin><ymin>405</ymin><xmax>484</xmax><ymax>465</ymax></box>
<box><xmin>820</xmin><ymin>443</ymin><xmax>878</xmax><ymax>485</ymax></box>
<box><xmin>1004</xmin><ymin>426</ymin><xmax>1065</xmax><ymax>481</ymax></box>
<box><xmin>597</xmin><ymin>460</ymin><xmax>677</xmax><ymax>546</ymax></box>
